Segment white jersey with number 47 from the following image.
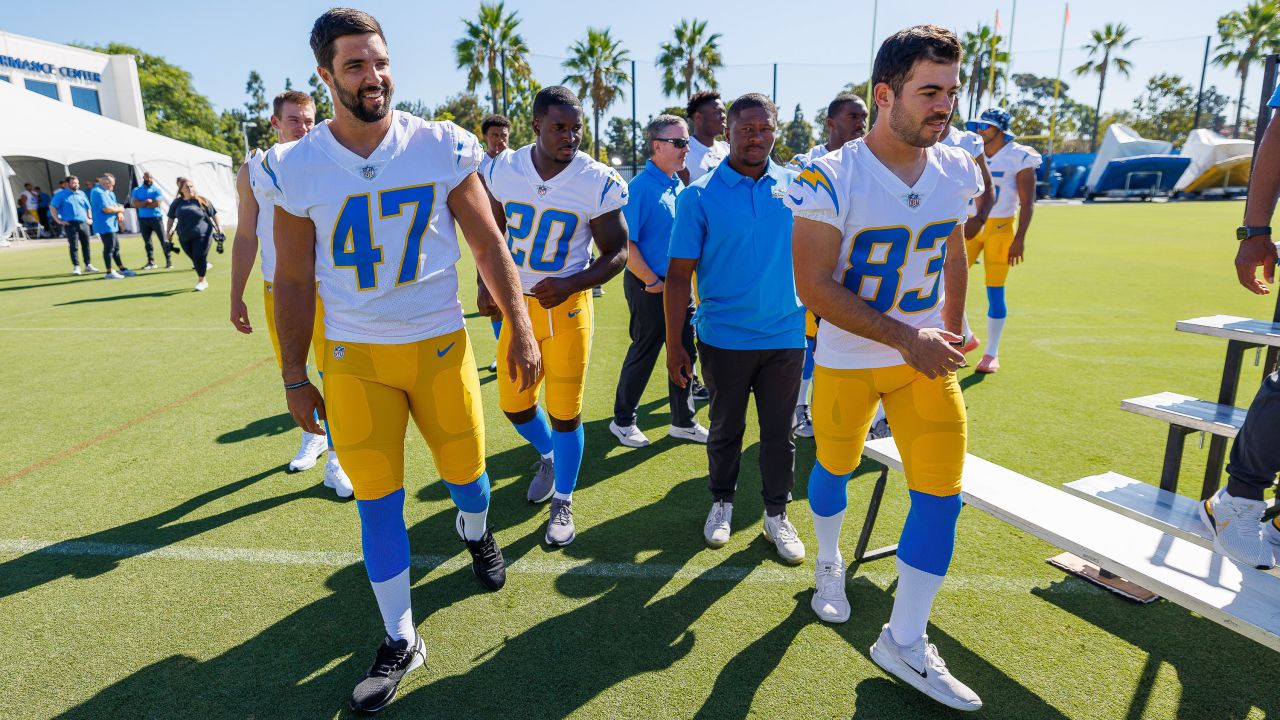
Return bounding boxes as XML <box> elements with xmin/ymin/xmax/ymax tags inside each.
<box><xmin>784</xmin><ymin>139</ymin><xmax>983</xmax><ymax>369</ymax></box>
<box><xmin>485</xmin><ymin>145</ymin><xmax>628</xmax><ymax>293</ymax></box>
<box><xmin>264</xmin><ymin>110</ymin><xmax>483</xmax><ymax>344</ymax></box>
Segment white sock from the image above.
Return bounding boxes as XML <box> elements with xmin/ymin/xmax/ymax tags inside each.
<box><xmin>369</xmin><ymin>568</ymin><xmax>415</xmax><ymax>642</ymax></box>
<box><xmin>542</xmin><ymin>451</ymin><xmax>554</xmax><ymax>461</ymax></box>
<box><xmin>961</xmin><ymin>313</ymin><xmax>972</xmax><ymax>341</ymax></box>
<box><xmin>871</xmin><ymin>403</ymin><xmax>886</xmax><ymax>427</ymax></box>
<box><xmin>553</xmin><ymin>490</ymin><xmax>572</xmax><ymax>502</ymax></box>
<box><xmin>811</xmin><ymin>509</ymin><xmax>845</xmax><ymax>564</ymax></box>
<box><xmin>797</xmin><ymin>377</ymin><xmax>812</xmax><ymax>408</ymax></box>
<box><xmin>328</xmin><ymin>450</ymin><xmax>338</xmax><ymax>463</ymax></box>
<box><xmin>986</xmin><ymin>316</ymin><xmax>1007</xmax><ymax>357</ymax></box>
<box><xmin>888</xmin><ymin>557</ymin><xmax>945</xmax><ymax>646</ymax></box>
<box><xmin>460</xmin><ymin>509</ymin><xmax>488</xmax><ymax>542</ymax></box>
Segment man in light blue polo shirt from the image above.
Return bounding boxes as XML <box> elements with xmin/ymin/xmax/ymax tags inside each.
<box><xmin>50</xmin><ymin>175</ymin><xmax>96</xmax><ymax>276</ymax></box>
<box><xmin>665</xmin><ymin>93</ymin><xmax>807</xmax><ymax>564</ymax></box>
<box><xmin>130</xmin><ymin>171</ymin><xmax>170</xmax><ymax>269</ymax></box>
<box><xmin>610</xmin><ymin>114</ymin><xmax>708</xmax><ymax>449</ymax></box>
<box><xmin>90</xmin><ymin>173</ymin><xmax>133</xmax><ymax>279</ymax></box>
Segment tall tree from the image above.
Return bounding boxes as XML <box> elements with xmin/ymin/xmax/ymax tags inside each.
<box><xmin>655</xmin><ymin>19</ymin><xmax>723</xmax><ymax>99</ymax></box>
<box><xmin>783</xmin><ymin>103</ymin><xmax>815</xmax><ymax>156</ymax></box>
<box><xmin>308</xmin><ymin>73</ymin><xmax>334</xmax><ymax>121</ymax></box>
<box><xmin>562</xmin><ymin>28</ymin><xmax>630</xmax><ymax>159</ymax></box>
<box><xmin>960</xmin><ymin>25</ymin><xmax>1008</xmax><ymax>117</ymax></box>
<box><xmin>605</xmin><ymin>117</ymin><xmax>643</xmax><ymax>166</ymax></box>
<box><xmin>433</xmin><ymin>93</ymin><xmax>487</xmax><ymax>136</ymax></box>
<box><xmin>243</xmin><ymin>71</ymin><xmax>273</xmax><ymax>149</ymax></box>
<box><xmin>1074</xmin><ymin>22</ymin><xmax>1139</xmax><ymax>151</ymax></box>
<box><xmin>1214</xmin><ymin>1</ymin><xmax>1280</xmax><ymax>136</ymax></box>
<box><xmin>454</xmin><ymin>1</ymin><xmax>532</xmax><ymax>114</ymax></box>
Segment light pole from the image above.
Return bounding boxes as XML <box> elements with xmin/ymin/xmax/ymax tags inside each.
<box><xmin>240</xmin><ymin>121</ymin><xmax>257</xmax><ymax>157</ymax></box>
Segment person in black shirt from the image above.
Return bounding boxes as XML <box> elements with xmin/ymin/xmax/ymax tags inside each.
<box><xmin>165</xmin><ymin>178</ymin><xmax>222</xmax><ymax>291</ymax></box>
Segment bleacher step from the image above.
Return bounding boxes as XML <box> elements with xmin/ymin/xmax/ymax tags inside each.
<box><xmin>862</xmin><ymin>438</ymin><xmax>1280</xmax><ymax>652</ymax></box>
<box><xmin>1121</xmin><ymin>392</ymin><xmax>1246</xmax><ymax>438</ymax></box>
<box><xmin>1176</xmin><ymin>315</ymin><xmax>1280</xmax><ymax>347</ymax></box>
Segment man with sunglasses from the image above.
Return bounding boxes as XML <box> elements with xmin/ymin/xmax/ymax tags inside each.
<box><xmin>964</xmin><ymin>107</ymin><xmax>1040</xmax><ymax>374</ymax></box>
<box><xmin>610</xmin><ymin>115</ymin><xmax>709</xmax><ymax>449</ymax></box>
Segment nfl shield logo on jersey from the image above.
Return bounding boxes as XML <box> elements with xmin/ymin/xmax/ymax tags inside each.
<box><xmin>361</xmin><ymin>165</ymin><xmax>377</xmax><ymax>180</ymax></box>
<box><xmin>907</xmin><ymin>193</ymin><xmax>921</xmax><ymax>208</ymax></box>
<box><xmin>333</xmin><ymin>345</ymin><xmax>345</xmax><ymax>360</ymax></box>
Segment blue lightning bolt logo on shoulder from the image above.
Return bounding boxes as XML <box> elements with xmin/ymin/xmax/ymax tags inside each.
<box><xmin>264</xmin><ymin>8</ymin><xmax>539</xmax><ymax>714</ymax></box>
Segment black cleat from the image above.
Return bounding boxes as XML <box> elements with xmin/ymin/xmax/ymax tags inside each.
<box><xmin>690</xmin><ymin>377</ymin><xmax>710</xmax><ymax>402</ymax></box>
<box><xmin>456</xmin><ymin>512</ymin><xmax>507</xmax><ymax>591</ymax></box>
<box><xmin>350</xmin><ymin>634</ymin><xmax>426</xmax><ymax>713</ymax></box>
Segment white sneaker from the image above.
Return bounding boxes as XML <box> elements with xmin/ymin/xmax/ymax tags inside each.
<box><xmin>72</xmin><ymin>266</ymin><xmax>82</xmax><ymax>276</ymax></box>
<box><xmin>194</xmin><ymin>280</ymin><xmax>209</xmax><ymax>291</ymax></box>
<box><xmin>206</xmin><ymin>261</ymin><xmax>214</xmax><ymax>270</ymax></box>
<box><xmin>289</xmin><ymin>432</ymin><xmax>328</xmax><ymax>472</ymax></box>
<box><xmin>668</xmin><ymin>422</ymin><xmax>709</xmax><ymax>444</ymax></box>
<box><xmin>85</xmin><ymin>264</ymin><xmax>100</xmax><ymax>273</ymax></box>
<box><xmin>763</xmin><ymin>511</ymin><xmax>805</xmax><ymax>564</ymax></box>
<box><xmin>104</xmin><ymin>270</ymin><xmax>124</xmax><ymax>279</ymax></box>
<box><xmin>609</xmin><ymin>420</ymin><xmax>651</xmax><ymax>448</ymax></box>
<box><xmin>793</xmin><ymin>406</ymin><xmax>814</xmax><ymax>438</ymax></box>
<box><xmin>1265</xmin><ymin>515</ymin><xmax>1280</xmax><ymax>547</ymax></box>
<box><xmin>704</xmin><ymin>500</ymin><xmax>733</xmax><ymax>548</ymax></box>
<box><xmin>488</xmin><ymin>358</ymin><xmax>497</xmax><ymax>372</ymax></box>
<box><xmin>870</xmin><ymin>625</ymin><xmax>982</xmax><ymax>712</ymax></box>
<box><xmin>1199</xmin><ymin>487</ymin><xmax>1274</xmax><ymax>568</ymax></box>
<box><xmin>811</xmin><ymin>560</ymin><xmax>850</xmax><ymax>623</ymax></box>
<box><xmin>142</xmin><ymin>262</ymin><xmax>158</xmax><ymax>270</ymax></box>
<box><xmin>323</xmin><ymin>459</ymin><xmax>354</xmax><ymax>498</ymax></box>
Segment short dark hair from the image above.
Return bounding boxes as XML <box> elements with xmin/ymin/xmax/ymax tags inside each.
<box><xmin>827</xmin><ymin>93</ymin><xmax>866</xmax><ymax>117</ymax></box>
<box><xmin>645</xmin><ymin>114</ymin><xmax>687</xmax><ymax>145</ymax></box>
<box><xmin>481</xmin><ymin>114</ymin><xmax>511</xmax><ymax>133</ymax></box>
<box><xmin>727</xmin><ymin>93</ymin><xmax>777</xmax><ymax>124</ymax></box>
<box><xmin>310</xmin><ymin>8</ymin><xmax>386</xmax><ymax>71</ymax></box>
<box><xmin>686</xmin><ymin>91</ymin><xmax>721</xmax><ymax>120</ymax></box>
<box><xmin>872</xmin><ymin>24</ymin><xmax>962</xmax><ymax>96</ymax></box>
<box><xmin>273</xmin><ymin>90</ymin><xmax>314</xmax><ymax>118</ymax></box>
<box><xmin>532</xmin><ymin>86</ymin><xmax>582</xmax><ymax>120</ymax></box>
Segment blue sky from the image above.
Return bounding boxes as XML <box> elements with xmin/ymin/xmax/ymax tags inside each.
<box><xmin>5</xmin><ymin>0</ymin><xmax>1266</xmax><ymax>132</ymax></box>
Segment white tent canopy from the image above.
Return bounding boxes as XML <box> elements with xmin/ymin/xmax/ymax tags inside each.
<box><xmin>1087</xmin><ymin>124</ymin><xmax>1174</xmax><ymax>189</ymax></box>
<box><xmin>0</xmin><ymin>80</ymin><xmax>236</xmax><ymax>225</ymax></box>
<box><xmin>1174</xmin><ymin>129</ymin><xmax>1254</xmax><ymax>190</ymax></box>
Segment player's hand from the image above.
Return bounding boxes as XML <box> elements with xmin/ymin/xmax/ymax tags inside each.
<box><xmin>1236</xmin><ymin>235</ymin><xmax>1277</xmax><ymax>295</ymax></box>
<box><xmin>666</xmin><ymin>344</ymin><xmax>693</xmax><ymax>388</ymax></box>
<box><xmin>230</xmin><ymin>296</ymin><xmax>253</xmax><ymax>334</ymax></box>
<box><xmin>963</xmin><ymin>216</ymin><xmax>983</xmax><ymax>240</ymax></box>
<box><xmin>528</xmin><ymin>277</ymin><xmax>575</xmax><ymax>308</ymax></box>
<box><xmin>1008</xmin><ymin>236</ymin><xmax>1026</xmax><ymax>266</ymax></box>
<box><xmin>644</xmin><ymin>279</ymin><xmax>665</xmax><ymax>294</ymax></box>
<box><xmin>506</xmin><ymin>325</ymin><xmax>542</xmax><ymax>392</ymax></box>
<box><xmin>898</xmin><ymin>328</ymin><xmax>966</xmax><ymax>379</ymax></box>
<box><xmin>476</xmin><ymin>283</ymin><xmax>500</xmax><ymax>318</ymax></box>
<box><xmin>286</xmin><ymin>383</ymin><xmax>326</xmax><ymax>434</ymax></box>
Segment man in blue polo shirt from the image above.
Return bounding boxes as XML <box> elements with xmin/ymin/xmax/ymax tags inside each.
<box><xmin>50</xmin><ymin>175</ymin><xmax>97</xmax><ymax>276</ymax></box>
<box><xmin>90</xmin><ymin>173</ymin><xmax>133</xmax><ymax>279</ymax></box>
<box><xmin>610</xmin><ymin>114</ymin><xmax>709</xmax><ymax>449</ymax></box>
<box><xmin>130</xmin><ymin>171</ymin><xmax>170</xmax><ymax>269</ymax></box>
<box><xmin>665</xmin><ymin>93</ymin><xmax>807</xmax><ymax>564</ymax></box>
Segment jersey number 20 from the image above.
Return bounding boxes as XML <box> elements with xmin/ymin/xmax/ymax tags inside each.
<box><xmin>332</xmin><ymin>184</ymin><xmax>436</xmax><ymax>291</ymax></box>
<box><xmin>841</xmin><ymin>220</ymin><xmax>956</xmax><ymax>314</ymax></box>
<box><xmin>504</xmin><ymin>202</ymin><xmax>579</xmax><ymax>272</ymax></box>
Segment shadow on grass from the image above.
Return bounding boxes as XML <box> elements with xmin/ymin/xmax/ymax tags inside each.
<box><xmin>55</xmin><ymin>288</ymin><xmax>188</xmax><ymax>305</ymax></box>
<box><xmin>958</xmin><ymin>371</ymin><xmax>986</xmax><ymax>391</ymax></box>
<box><xmin>216</xmin><ymin>413</ymin><xmax>297</xmax><ymax>444</ymax></box>
<box><xmin>0</xmin><ymin>464</ymin><xmax>306</xmax><ymax>601</ymax></box>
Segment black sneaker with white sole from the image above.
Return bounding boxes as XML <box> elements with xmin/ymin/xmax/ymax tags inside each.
<box><xmin>350</xmin><ymin>634</ymin><xmax>427</xmax><ymax>713</ymax></box>
<box><xmin>456</xmin><ymin>512</ymin><xmax>507</xmax><ymax>591</ymax></box>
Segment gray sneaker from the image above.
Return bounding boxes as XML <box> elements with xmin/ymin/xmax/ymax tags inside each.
<box><xmin>527</xmin><ymin>456</ymin><xmax>555</xmax><ymax>503</ymax></box>
<box><xmin>545</xmin><ymin>497</ymin><xmax>576</xmax><ymax>546</ymax></box>
<box><xmin>870</xmin><ymin>624</ymin><xmax>982</xmax><ymax>711</ymax></box>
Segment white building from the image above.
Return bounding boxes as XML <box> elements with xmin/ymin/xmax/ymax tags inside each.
<box><xmin>0</xmin><ymin>31</ymin><xmax>146</xmax><ymax>129</ymax></box>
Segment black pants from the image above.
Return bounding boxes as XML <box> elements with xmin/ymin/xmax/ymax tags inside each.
<box><xmin>178</xmin><ymin>233</ymin><xmax>210</xmax><ymax>277</ymax></box>
<box><xmin>613</xmin><ymin>270</ymin><xmax>697</xmax><ymax>428</ymax></box>
<box><xmin>698</xmin><ymin>341</ymin><xmax>804</xmax><ymax>516</ymax></box>
<box><xmin>65</xmin><ymin>221</ymin><xmax>91</xmax><ymax>267</ymax></box>
<box><xmin>100</xmin><ymin>232</ymin><xmax>123</xmax><ymax>271</ymax></box>
<box><xmin>1226</xmin><ymin>368</ymin><xmax>1280</xmax><ymax>499</ymax></box>
<box><xmin>37</xmin><ymin>207</ymin><xmax>50</xmax><ymax>232</ymax></box>
<box><xmin>138</xmin><ymin>217</ymin><xmax>169</xmax><ymax>262</ymax></box>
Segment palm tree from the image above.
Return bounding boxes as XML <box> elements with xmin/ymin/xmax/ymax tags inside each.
<box><xmin>1074</xmin><ymin>23</ymin><xmax>1139</xmax><ymax>151</ymax></box>
<box><xmin>655</xmin><ymin>19</ymin><xmax>723</xmax><ymax>99</ymax></box>
<box><xmin>960</xmin><ymin>25</ymin><xmax>1008</xmax><ymax>117</ymax></box>
<box><xmin>562</xmin><ymin>28</ymin><xmax>631</xmax><ymax>160</ymax></box>
<box><xmin>1214</xmin><ymin>1</ymin><xmax>1280</xmax><ymax>136</ymax></box>
<box><xmin>454</xmin><ymin>1</ymin><xmax>532</xmax><ymax>115</ymax></box>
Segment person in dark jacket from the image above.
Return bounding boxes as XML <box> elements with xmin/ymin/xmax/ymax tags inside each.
<box><xmin>165</xmin><ymin>177</ymin><xmax>222</xmax><ymax>291</ymax></box>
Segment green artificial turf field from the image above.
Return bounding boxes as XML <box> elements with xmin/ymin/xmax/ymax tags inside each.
<box><xmin>1</xmin><ymin>200</ymin><xmax>1278</xmax><ymax>719</ymax></box>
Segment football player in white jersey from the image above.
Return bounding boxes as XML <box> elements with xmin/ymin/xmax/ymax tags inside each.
<box><xmin>681</xmin><ymin>90</ymin><xmax>729</xmax><ymax>184</ymax></box>
<box><xmin>230</xmin><ymin>90</ymin><xmax>352</xmax><ymax>498</ymax></box>
<box><xmin>939</xmin><ymin>109</ymin><xmax>995</xmax><ymax>355</ymax></box>
<box><xmin>789</xmin><ymin>93</ymin><xmax>870</xmax><ymax>439</ymax></box>
<box><xmin>482</xmin><ymin>85</ymin><xmax>629</xmax><ymax>547</ymax></box>
<box><xmin>478</xmin><ymin>113</ymin><xmax>515</xmax><ymax>372</ymax></box>
<box><xmin>268</xmin><ymin>9</ymin><xmax>540</xmax><ymax>713</ymax></box>
<box><xmin>788</xmin><ymin>25</ymin><xmax>983</xmax><ymax>712</ymax></box>
<box><xmin>964</xmin><ymin>107</ymin><xmax>1041</xmax><ymax>373</ymax></box>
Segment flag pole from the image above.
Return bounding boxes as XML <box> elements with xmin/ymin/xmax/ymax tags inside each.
<box><xmin>1048</xmin><ymin>3</ymin><xmax>1069</xmax><ymax>156</ymax></box>
<box><xmin>988</xmin><ymin>9</ymin><xmax>1000</xmax><ymax>106</ymax></box>
<box><xmin>1002</xmin><ymin>0</ymin><xmax>1018</xmax><ymax>105</ymax></box>
<box><xmin>866</xmin><ymin>0</ymin><xmax>878</xmax><ymax>110</ymax></box>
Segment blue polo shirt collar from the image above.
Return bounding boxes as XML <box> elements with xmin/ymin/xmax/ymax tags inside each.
<box><xmin>713</xmin><ymin>158</ymin><xmax>786</xmax><ymax>187</ymax></box>
<box><xmin>642</xmin><ymin>160</ymin><xmax>679</xmax><ymax>188</ymax></box>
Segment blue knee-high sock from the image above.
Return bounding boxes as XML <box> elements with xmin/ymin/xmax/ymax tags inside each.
<box><xmin>446</xmin><ymin>471</ymin><xmax>491</xmax><ymax>541</ymax></box>
<box><xmin>802</xmin><ymin>337</ymin><xmax>816</xmax><ymax>381</ymax></box>
<box><xmin>551</xmin><ymin>425</ymin><xmax>584</xmax><ymax>499</ymax></box>
<box><xmin>808</xmin><ymin>462</ymin><xmax>852</xmax><ymax>563</ymax></box>
<box><xmin>491</xmin><ymin>318</ymin><xmax>502</xmax><ymax>340</ymax></box>
<box><xmin>890</xmin><ymin>490</ymin><xmax>963</xmax><ymax>646</ymax></box>
<box><xmin>513</xmin><ymin>407</ymin><xmax>554</xmax><ymax>456</ymax></box>
<box><xmin>986</xmin><ymin>286</ymin><xmax>1007</xmax><ymax>320</ymax></box>
<box><xmin>356</xmin><ymin>489</ymin><xmax>414</xmax><ymax>641</ymax></box>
